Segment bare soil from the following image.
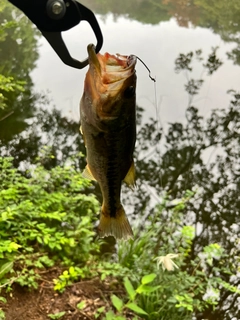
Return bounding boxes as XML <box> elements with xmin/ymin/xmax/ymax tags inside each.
<box><xmin>0</xmin><ymin>267</ymin><xmax>131</xmax><ymax>320</ymax></box>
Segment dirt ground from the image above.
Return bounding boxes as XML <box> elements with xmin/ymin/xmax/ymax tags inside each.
<box><xmin>0</xmin><ymin>267</ymin><xmax>132</xmax><ymax>320</ymax></box>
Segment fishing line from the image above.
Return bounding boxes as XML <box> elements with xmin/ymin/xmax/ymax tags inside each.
<box><xmin>134</xmin><ymin>55</ymin><xmax>156</xmax><ymax>82</ymax></box>
<box><xmin>152</xmin><ymin>76</ymin><xmax>164</xmax><ymax>193</ymax></box>
<box><xmin>134</xmin><ymin>55</ymin><xmax>164</xmax><ymax>196</ymax></box>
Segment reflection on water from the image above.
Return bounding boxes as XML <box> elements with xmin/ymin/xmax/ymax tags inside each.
<box><xmin>30</xmin><ymin>13</ymin><xmax>240</xmax><ymax>125</ymax></box>
<box><xmin>81</xmin><ymin>0</ymin><xmax>240</xmax><ymax>64</ymax></box>
<box><xmin>0</xmin><ymin>0</ymin><xmax>240</xmax><ymax>318</ymax></box>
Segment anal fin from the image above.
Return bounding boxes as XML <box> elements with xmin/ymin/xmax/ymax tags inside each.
<box><xmin>123</xmin><ymin>161</ymin><xmax>136</xmax><ymax>190</ymax></box>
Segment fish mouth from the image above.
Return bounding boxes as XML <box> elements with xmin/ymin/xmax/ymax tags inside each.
<box><xmin>85</xmin><ymin>44</ymin><xmax>137</xmax><ymax>99</ymax></box>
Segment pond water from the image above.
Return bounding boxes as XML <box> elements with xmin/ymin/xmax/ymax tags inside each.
<box><xmin>32</xmin><ymin>10</ymin><xmax>240</xmax><ymax>125</ymax></box>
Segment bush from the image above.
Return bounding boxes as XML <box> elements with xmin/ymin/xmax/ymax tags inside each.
<box><xmin>0</xmin><ymin>155</ymin><xmax>100</xmax><ymax>289</ymax></box>
<box><xmin>113</xmin><ymin>192</ymin><xmax>240</xmax><ymax>319</ymax></box>
<box><xmin>0</xmin><ymin>156</ymin><xmax>239</xmax><ymax>319</ymax></box>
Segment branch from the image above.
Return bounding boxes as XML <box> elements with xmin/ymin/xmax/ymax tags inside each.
<box><xmin>0</xmin><ymin>110</ymin><xmax>14</xmax><ymax>122</ymax></box>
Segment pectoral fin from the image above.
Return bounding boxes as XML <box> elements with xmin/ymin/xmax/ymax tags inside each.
<box><xmin>82</xmin><ymin>164</ymin><xmax>96</xmax><ymax>181</ymax></box>
<box><xmin>80</xmin><ymin>125</ymin><xmax>86</xmax><ymax>146</ymax></box>
<box><xmin>80</xmin><ymin>125</ymin><xmax>83</xmax><ymax>135</ymax></box>
<box><xmin>123</xmin><ymin>161</ymin><xmax>136</xmax><ymax>190</ymax></box>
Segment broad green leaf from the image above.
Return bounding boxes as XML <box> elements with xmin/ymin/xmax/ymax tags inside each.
<box><xmin>0</xmin><ymin>309</ymin><xmax>5</xmax><ymax>320</ymax></box>
<box><xmin>141</xmin><ymin>273</ymin><xmax>156</xmax><ymax>285</ymax></box>
<box><xmin>136</xmin><ymin>284</ymin><xmax>160</xmax><ymax>294</ymax></box>
<box><xmin>8</xmin><ymin>242</ymin><xmax>21</xmax><ymax>251</ymax></box>
<box><xmin>0</xmin><ymin>297</ymin><xmax>7</xmax><ymax>303</ymax></box>
<box><xmin>126</xmin><ymin>302</ymin><xmax>148</xmax><ymax>315</ymax></box>
<box><xmin>0</xmin><ymin>261</ymin><xmax>13</xmax><ymax>278</ymax></box>
<box><xmin>111</xmin><ymin>294</ymin><xmax>123</xmax><ymax>312</ymax></box>
<box><xmin>124</xmin><ymin>277</ymin><xmax>136</xmax><ymax>300</ymax></box>
<box><xmin>105</xmin><ymin>310</ymin><xmax>115</xmax><ymax>320</ymax></box>
<box><xmin>37</xmin><ymin>236</ymin><xmax>43</xmax><ymax>244</ymax></box>
<box><xmin>48</xmin><ymin>311</ymin><xmax>66</xmax><ymax>319</ymax></box>
<box><xmin>100</xmin><ymin>273</ymin><xmax>106</xmax><ymax>281</ymax></box>
<box><xmin>69</xmin><ymin>266</ymin><xmax>76</xmax><ymax>276</ymax></box>
<box><xmin>167</xmin><ymin>296</ymin><xmax>177</xmax><ymax>304</ymax></box>
<box><xmin>96</xmin><ymin>306</ymin><xmax>105</xmax><ymax>313</ymax></box>
<box><xmin>77</xmin><ymin>301</ymin><xmax>86</xmax><ymax>310</ymax></box>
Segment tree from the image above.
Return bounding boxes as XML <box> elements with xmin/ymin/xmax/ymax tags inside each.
<box><xmin>131</xmin><ymin>49</ymin><xmax>240</xmax><ymax>319</ymax></box>
<box><xmin>81</xmin><ymin>0</ymin><xmax>240</xmax><ymax>65</ymax></box>
<box><xmin>0</xmin><ymin>0</ymin><xmax>39</xmax><ymax>141</ymax></box>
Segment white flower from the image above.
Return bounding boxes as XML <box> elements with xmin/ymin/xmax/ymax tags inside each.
<box><xmin>155</xmin><ymin>253</ymin><xmax>179</xmax><ymax>271</ymax></box>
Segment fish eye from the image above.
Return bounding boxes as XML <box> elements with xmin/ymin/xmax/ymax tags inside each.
<box><xmin>124</xmin><ymin>86</ymin><xmax>135</xmax><ymax>98</ymax></box>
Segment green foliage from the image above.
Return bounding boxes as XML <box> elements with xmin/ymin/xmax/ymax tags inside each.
<box><xmin>94</xmin><ymin>306</ymin><xmax>106</xmax><ymax>319</ymax></box>
<box><xmin>53</xmin><ymin>259</ymin><xmax>130</xmax><ymax>292</ymax></box>
<box><xmin>103</xmin><ymin>310</ymin><xmax>126</xmax><ymax>320</ymax></box>
<box><xmin>0</xmin><ymin>296</ymin><xmax>6</xmax><ymax>320</ymax></box>
<box><xmin>0</xmin><ymin>0</ymin><xmax>39</xmax><ymax>141</ymax></box>
<box><xmin>50</xmin><ymin>191</ymin><xmax>237</xmax><ymax>320</ymax></box>
<box><xmin>0</xmin><ymin>310</ymin><xmax>5</xmax><ymax>320</ymax></box>
<box><xmin>114</xmin><ymin>193</ymin><xmax>240</xmax><ymax>319</ymax></box>
<box><xmin>0</xmin><ymin>1</ymin><xmax>39</xmax><ymax>77</ymax></box>
<box><xmin>0</xmin><ymin>155</ymin><xmax>100</xmax><ymax>289</ymax></box>
<box><xmin>77</xmin><ymin>301</ymin><xmax>86</xmax><ymax>310</ymax></box>
<box><xmin>53</xmin><ymin>265</ymin><xmax>90</xmax><ymax>292</ymax></box>
<box><xmin>130</xmin><ymin>46</ymin><xmax>239</xmax><ymax>318</ymax></box>
<box><xmin>48</xmin><ymin>311</ymin><xmax>66</xmax><ymax>319</ymax></box>
<box><xmin>0</xmin><ymin>75</ymin><xmax>25</xmax><ymax>110</ymax></box>
<box><xmin>0</xmin><ymin>154</ymin><xmax>238</xmax><ymax>320</ymax></box>
<box><xmin>0</xmin><ymin>3</ymin><xmax>25</xmax><ymax>112</ymax></box>
<box><xmin>104</xmin><ymin>274</ymin><xmax>158</xmax><ymax>319</ymax></box>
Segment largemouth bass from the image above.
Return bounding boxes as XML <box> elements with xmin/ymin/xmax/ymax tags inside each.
<box><xmin>80</xmin><ymin>44</ymin><xmax>137</xmax><ymax>240</ymax></box>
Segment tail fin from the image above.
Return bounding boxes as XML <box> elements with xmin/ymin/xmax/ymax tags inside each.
<box><xmin>98</xmin><ymin>205</ymin><xmax>133</xmax><ymax>240</ymax></box>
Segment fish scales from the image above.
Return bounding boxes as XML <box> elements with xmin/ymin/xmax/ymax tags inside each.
<box><xmin>105</xmin><ymin>132</ymin><xmax>131</xmax><ymax>216</ymax></box>
<box><xmin>80</xmin><ymin>44</ymin><xmax>137</xmax><ymax>240</ymax></box>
